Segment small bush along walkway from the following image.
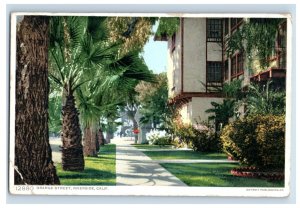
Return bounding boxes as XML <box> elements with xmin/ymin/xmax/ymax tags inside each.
<box><xmin>56</xmin><ymin>144</ymin><xmax>116</xmax><ymax>185</ymax></box>
<box><xmin>160</xmin><ymin>163</ymin><xmax>284</xmax><ymax>187</ymax></box>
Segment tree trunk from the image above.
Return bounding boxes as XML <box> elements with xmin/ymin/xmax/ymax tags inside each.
<box><xmin>106</xmin><ymin>130</ymin><xmax>114</xmax><ymax>144</ymax></box>
<box><xmin>61</xmin><ymin>94</ymin><xmax>84</xmax><ymax>171</ymax></box>
<box><xmin>98</xmin><ymin>129</ymin><xmax>105</xmax><ymax>148</ymax></box>
<box><xmin>96</xmin><ymin>128</ymin><xmax>105</xmax><ymax>151</ymax></box>
<box><xmin>15</xmin><ymin>16</ymin><xmax>60</xmax><ymax>185</ymax></box>
<box><xmin>96</xmin><ymin>129</ymin><xmax>100</xmax><ymax>152</ymax></box>
<box><xmin>133</xmin><ymin>119</ymin><xmax>138</xmax><ymax>144</ymax></box>
<box><xmin>83</xmin><ymin>126</ymin><xmax>98</xmax><ymax>157</ymax></box>
<box><xmin>126</xmin><ymin>108</ymin><xmax>138</xmax><ymax>143</ymax></box>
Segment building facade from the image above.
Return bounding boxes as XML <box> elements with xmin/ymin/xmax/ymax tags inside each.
<box><xmin>156</xmin><ymin>17</ymin><xmax>286</xmax><ymax>124</ymax></box>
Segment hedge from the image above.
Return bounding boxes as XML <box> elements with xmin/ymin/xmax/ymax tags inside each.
<box><xmin>220</xmin><ymin>114</ymin><xmax>285</xmax><ymax>170</ymax></box>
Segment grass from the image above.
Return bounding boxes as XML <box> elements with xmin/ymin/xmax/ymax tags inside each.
<box><xmin>56</xmin><ymin>144</ymin><xmax>116</xmax><ymax>185</ymax></box>
<box><xmin>131</xmin><ymin>144</ymin><xmax>174</xmax><ymax>149</ymax></box>
<box><xmin>142</xmin><ymin>150</ymin><xmax>227</xmax><ymax>160</ymax></box>
<box><xmin>160</xmin><ymin>163</ymin><xmax>284</xmax><ymax>187</ymax></box>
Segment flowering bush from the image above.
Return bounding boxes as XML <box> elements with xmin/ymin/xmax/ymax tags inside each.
<box><xmin>146</xmin><ymin>129</ymin><xmax>171</xmax><ymax>146</ymax></box>
<box><xmin>220</xmin><ymin>114</ymin><xmax>285</xmax><ymax>170</ymax></box>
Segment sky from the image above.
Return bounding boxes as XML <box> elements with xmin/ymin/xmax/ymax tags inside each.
<box><xmin>142</xmin><ymin>24</ymin><xmax>168</xmax><ymax>74</ymax></box>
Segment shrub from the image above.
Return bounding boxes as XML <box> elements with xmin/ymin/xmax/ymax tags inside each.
<box><xmin>220</xmin><ymin>114</ymin><xmax>285</xmax><ymax>170</ymax></box>
<box><xmin>172</xmin><ymin>120</ymin><xmax>220</xmax><ymax>152</ymax></box>
<box><xmin>146</xmin><ymin>129</ymin><xmax>172</xmax><ymax>146</ymax></box>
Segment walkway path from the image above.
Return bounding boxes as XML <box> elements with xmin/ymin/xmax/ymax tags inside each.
<box><xmin>111</xmin><ymin>137</ymin><xmax>187</xmax><ymax>186</ymax></box>
<box><xmin>50</xmin><ymin>136</ymin><xmax>238</xmax><ymax>186</ymax></box>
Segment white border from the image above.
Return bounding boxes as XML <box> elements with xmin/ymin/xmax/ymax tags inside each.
<box><xmin>9</xmin><ymin>12</ymin><xmax>292</xmax><ymax>197</ymax></box>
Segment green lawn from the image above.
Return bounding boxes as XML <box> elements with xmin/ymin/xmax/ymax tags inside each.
<box><xmin>56</xmin><ymin>144</ymin><xmax>116</xmax><ymax>185</ymax></box>
<box><xmin>142</xmin><ymin>150</ymin><xmax>227</xmax><ymax>160</ymax></box>
<box><xmin>131</xmin><ymin>144</ymin><xmax>174</xmax><ymax>150</ymax></box>
<box><xmin>161</xmin><ymin>163</ymin><xmax>284</xmax><ymax>187</ymax></box>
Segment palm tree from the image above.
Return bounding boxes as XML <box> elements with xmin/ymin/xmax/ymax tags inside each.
<box><xmin>205</xmin><ymin>99</ymin><xmax>235</xmax><ymax>131</ymax></box>
<box><xmin>15</xmin><ymin>16</ymin><xmax>60</xmax><ymax>184</ymax></box>
<box><xmin>49</xmin><ymin>16</ymin><xmax>85</xmax><ymax>171</ymax></box>
<box><xmin>78</xmin><ymin>51</ymin><xmax>156</xmax><ymax>151</ymax></box>
<box><xmin>49</xmin><ymin>16</ymin><xmax>156</xmax><ymax>161</ymax></box>
<box><xmin>245</xmin><ymin>81</ymin><xmax>286</xmax><ymax>116</ymax></box>
<box><xmin>77</xmin><ymin>81</ymin><xmax>122</xmax><ymax>156</ymax></box>
<box><xmin>103</xmin><ymin>53</ymin><xmax>156</xmax><ymax>144</ymax></box>
<box><xmin>49</xmin><ymin>16</ymin><xmax>116</xmax><ymax>170</ymax></box>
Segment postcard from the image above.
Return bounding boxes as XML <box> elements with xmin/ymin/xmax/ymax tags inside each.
<box><xmin>9</xmin><ymin>12</ymin><xmax>291</xmax><ymax>196</ymax></box>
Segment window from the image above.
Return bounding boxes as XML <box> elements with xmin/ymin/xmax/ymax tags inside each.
<box><xmin>224</xmin><ymin>60</ymin><xmax>229</xmax><ymax>81</ymax></box>
<box><xmin>224</xmin><ymin>18</ymin><xmax>229</xmax><ymax>36</ymax></box>
<box><xmin>231</xmin><ymin>56</ymin><xmax>237</xmax><ymax>76</ymax></box>
<box><xmin>231</xmin><ymin>52</ymin><xmax>244</xmax><ymax>77</ymax></box>
<box><xmin>237</xmin><ymin>53</ymin><xmax>244</xmax><ymax>74</ymax></box>
<box><xmin>230</xmin><ymin>18</ymin><xmax>243</xmax><ymax>31</ymax></box>
<box><xmin>276</xmin><ymin>21</ymin><xmax>287</xmax><ymax>68</ymax></box>
<box><xmin>207</xmin><ymin>62</ymin><xmax>222</xmax><ymax>83</ymax></box>
<box><xmin>207</xmin><ymin>19</ymin><xmax>222</xmax><ymax>42</ymax></box>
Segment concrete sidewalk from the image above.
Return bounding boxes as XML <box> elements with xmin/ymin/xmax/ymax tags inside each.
<box><xmin>111</xmin><ymin>137</ymin><xmax>187</xmax><ymax>186</ymax></box>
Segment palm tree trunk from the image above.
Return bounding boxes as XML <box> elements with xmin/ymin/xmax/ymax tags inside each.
<box><xmin>15</xmin><ymin>16</ymin><xmax>60</xmax><ymax>185</ymax></box>
<box><xmin>96</xmin><ymin>128</ymin><xmax>104</xmax><ymax>151</ymax></box>
<box><xmin>106</xmin><ymin>130</ymin><xmax>114</xmax><ymax>144</ymax></box>
<box><xmin>97</xmin><ymin>128</ymin><xmax>105</xmax><ymax>147</ymax></box>
<box><xmin>61</xmin><ymin>94</ymin><xmax>84</xmax><ymax>171</ymax></box>
<box><xmin>83</xmin><ymin>126</ymin><xmax>98</xmax><ymax>157</ymax></box>
<box><xmin>96</xmin><ymin>129</ymin><xmax>100</xmax><ymax>152</ymax></box>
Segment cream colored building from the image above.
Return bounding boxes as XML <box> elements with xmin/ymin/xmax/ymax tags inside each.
<box><xmin>156</xmin><ymin>17</ymin><xmax>286</xmax><ymax>125</ymax></box>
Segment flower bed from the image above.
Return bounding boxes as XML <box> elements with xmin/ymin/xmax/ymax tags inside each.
<box><xmin>231</xmin><ymin>167</ymin><xmax>284</xmax><ymax>181</ymax></box>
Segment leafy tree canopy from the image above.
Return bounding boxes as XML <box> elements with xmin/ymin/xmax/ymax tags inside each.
<box><xmin>155</xmin><ymin>17</ymin><xmax>180</xmax><ymax>37</ymax></box>
<box><xmin>135</xmin><ymin>72</ymin><xmax>174</xmax><ymax>129</ymax></box>
<box><xmin>106</xmin><ymin>17</ymin><xmax>157</xmax><ymax>54</ymax></box>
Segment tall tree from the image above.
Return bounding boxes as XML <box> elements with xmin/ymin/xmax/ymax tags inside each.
<box><xmin>49</xmin><ymin>16</ymin><xmax>156</xmax><ymax>158</ymax></box>
<box><xmin>49</xmin><ymin>16</ymin><xmax>89</xmax><ymax>171</ymax></box>
<box><xmin>82</xmin><ymin>52</ymin><xmax>156</xmax><ymax>146</ymax></box>
<box><xmin>107</xmin><ymin>17</ymin><xmax>156</xmax><ymax>54</ymax></box>
<box><xmin>15</xmin><ymin>16</ymin><xmax>60</xmax><ymax>184</ymax></box>
<box><xmin>245</xmin><ymin>81</ymin><xmax>286</xmax><ymax>116</ymax></box>
<box><xmin>49</xmin><ymin>16</ymin><xmax>122</xmax><ymax>169</ymax></box>
<box><xmin>135</xmin><ymin>72</ymin><xmax>173</xmax><ymax>130</ymax></box>
<box><xmin>103</xmin><ymin>52</ymin><xmax>156</xmax><ymax>143</ymax></box>
<box><xmin>205</xmin><ymin>99</ymin><xmax>235</xmax><ymax>131</ymax></box>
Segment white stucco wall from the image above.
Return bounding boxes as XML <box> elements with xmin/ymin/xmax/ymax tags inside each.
<box><xmin>178</xmin><ymin>102</ymin><xmax>192</xmax><ymax>124</ymax></box>
<box><xmin>183</xmin><ymin>18</ymin><xmax>206</xmax><ymax>93</ymax></box>
<box><xmin>167</xmin><ymin>27</ymin><xmax>182</xmax><ymax>98</ymax></box>
<box><xmin>191</xmin><ymin>97</ymin><xmax>224</xmax><ymax>124</ymax></box>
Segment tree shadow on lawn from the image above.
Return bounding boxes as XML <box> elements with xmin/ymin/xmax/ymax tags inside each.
<box><xmin>57</xmin><ymin>166</ymin><xmax>115</xmax><ymax>186</ymax></box>
<box><xmin>56</xmin><ymin>145</ymin><xmax>116</xmax><ymax>186</ymax></box>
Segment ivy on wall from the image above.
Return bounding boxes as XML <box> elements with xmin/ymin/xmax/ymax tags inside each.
<box><xmin>226</xmin><ymin>18</ymin><xmax>285</xmax><ymax>71</ymax></box>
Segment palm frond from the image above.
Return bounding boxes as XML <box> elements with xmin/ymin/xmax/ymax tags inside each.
<box><xmin>87</xmin><ymin>16</ymin><xmax>108</xmax><ymax>42</ymax></box>
<box><xmin>49</xmin><ymin>73</ymin><xmax>63</xmax><ymax>87</ymax></box>
<box><xmin>67</xmin><ymin>16</ymin><xmax>88</xmax><ymax>49</ymax></box>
